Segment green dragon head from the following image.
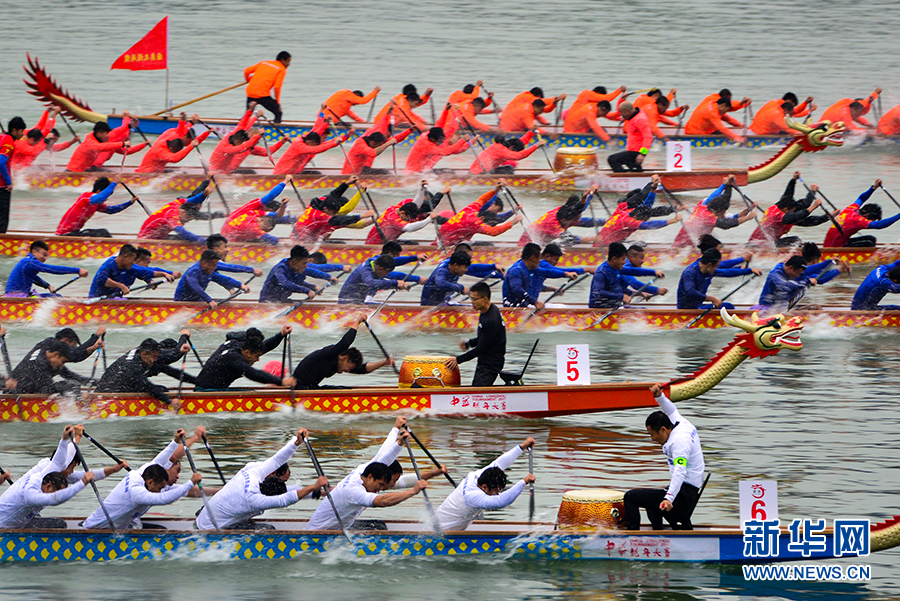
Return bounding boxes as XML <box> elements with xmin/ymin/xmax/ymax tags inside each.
<box><xmin>785</xmin><ymin>117</ymin><xmax>845</xmax><ymax>153</ymax></box>
<box><xmin>720</xmin><ymin>308</ymin><xmax>804</xmax><ymax>358</ymax></box>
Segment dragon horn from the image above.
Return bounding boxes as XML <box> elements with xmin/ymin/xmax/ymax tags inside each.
<box><xmin>720</xmin><ymin>307</ymin><xmax>755</xmax><ymax>332</ymax></box>
<box><xmin>785</xmin><ymin>117</ymin><xmax>812</xmax><ymax>134</ymax></box>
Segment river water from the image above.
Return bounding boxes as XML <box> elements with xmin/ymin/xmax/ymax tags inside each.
<box><xmin>1</xmin><ymin>1</ymin><xmax>900</xmax><ymax>600</ymax></box>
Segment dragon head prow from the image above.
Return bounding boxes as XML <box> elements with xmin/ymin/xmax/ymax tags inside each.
<box><xmin>786</xmin><ymin>117</ymin><xmax>845</xmax><ymax>152</ymax></box>
<box><xmin>721</xmin><ymin>307</ymin><xmax>804</xmax><ymax>358</ymax></box>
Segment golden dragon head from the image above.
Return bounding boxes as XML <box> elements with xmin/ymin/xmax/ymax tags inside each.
<box><xmin>785</xmin><ymin>117</ymin><xmax>845</xmax><ymax>153</ymax></box>
<box><xmin>720</xmin><ymin>308</ymin><xmax>804</xmax><ymax>358</ymax></box>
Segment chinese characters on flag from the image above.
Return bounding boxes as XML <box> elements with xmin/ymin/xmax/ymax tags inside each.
<box><xmin>110</xmin><ymin>17</ymin><xmax>168</xmax><ymax>71</ymax></box>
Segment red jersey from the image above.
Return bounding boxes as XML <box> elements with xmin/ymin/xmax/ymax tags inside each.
<box><xmin>439</xmin><ymin>189</ymin><xmax>515</xmax><ymax>245</ymax></box>
<box><xmin>518</xmin><ymin>207</ymin><xmax>563</xmax><ymax>246</ymax></box>
<box><xmin>92</xmin><ymin>118</ymin><xmax>133</xmax><ymax>167</ymax></box>
<box><xmin>341</xmin><ymin>127</ymin><xmax>412</xmax><ymax>174</ymax></box>
<box><xmin>365</xmin><ymin>201</ymin><xmax>419</xmax><ymax>243</ymax></box>
<box><xmin>749</xmin><ymin>205</ymin><xmax>790</xmax><ymax>241</ymax></box>
<box><xmin>56</xmin><ymin>190</ymin><xmax>111</xmax><ymax>235</ymax></box>
<box><xmin>673</xmin><ymin>203</ymin><xmax>718</xmax><ymax>247</ymax></box>
<box><xmin>469</xmin><ymin>139</ymin><xmax>539</xmax><ymax>174</ymax></box>
<box><xmin>596</xmin><ymin>206</ymin><xmax>643</xmax><ymax>246</ymax></box>
<box><xmin>0</xmin><ymin>133</ymin><xmax>15</xmax><ymax>185</ymax></box>
<box><xmin>138</xmin><ymin>199</ymin><xmax>185</xmax><ymax>239</ymax></box>
<box><xmin>292</xmin><ymin>205</ymin><xmax>337</xmax><ymax>243</ymax></box>
<box><xmin>136</xmin><ymin>130</ymin><xmax>209</xmax><ymax>173</ymax></box>
<box><xmin>274</xmin><ymin>136</ymin><xmax>342</xmax><ymax>174</ymax></box>
<box><xmin>824</xmin><ymin>205</ymin><xmax>871</xmax><ymax>247</ymax></box>
<box><xmin>623</xmin><ymin>109</ymin><xmax>653</xmax><ymax>152</ymax></box>
<box><xmin>65</xmin><ymin>134</ymin><xmax>127</xmax><ymax>172</ymax></box>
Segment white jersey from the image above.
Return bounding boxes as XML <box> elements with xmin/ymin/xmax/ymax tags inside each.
<box><xmin>656</xmin><ymin>393</ymin><xmax>705</xmax><ymax>502</ymax></box>
<box><xmin>196</xmin><ymin>439</ymin><xmax>301</xmax><ymax>530</ymax></box>
<box><xmin>305</xmin><ymin>427</ymin><xmax>403</xmax><ymax>530</ymax></box>
<box><xmin>82</xmin><ymin>440</ymin><xmax>192</xmax><ymax>529</ymax></box>
<box><xmin>0</xmin><ymin>438</ymin><xmax>87</xmax><ymax>528</ymax></box>
<box><xmin>434</xmin><ymin>444</ymin><xmax>527</xmax><ymax>531</ymax></box>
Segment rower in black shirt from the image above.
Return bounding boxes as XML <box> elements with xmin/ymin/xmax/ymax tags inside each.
<box><xmin>5</xmin><ymin>339</ymin><xmax>76</xmax><ymax>395</ymax></box>
<box><xmin>292</xmin><ymin>314</ymin><xmax>394</xmax><ymax>390</ymax></box>
<box><xmin>195</xmin><ymin>325</ymin><xmax>295</xmax><ymax>391</ymax></box>
<box><xmin>94</xmin><ymin>332</ymin><xmax>194</xmax><ymax>404</ymax></box>
<box><xmin>17</xmin><ymin>326</ymin><xmax>105</xmax><ymax>367</ymax></box>
<box><xmin>444</xmin><ymin>281</ymin><xmax>507</xmax><ymax>386</ymax></box>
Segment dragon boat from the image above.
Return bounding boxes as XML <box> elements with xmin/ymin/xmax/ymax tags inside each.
<box><xmin>0</xmin><ymin>309</ymin><xmax>803</xmax><ymax>422</ymax></box>
<box><xmin>1</xmin><ymin>513</ymin><xmax>898</xmax><ymax>563</ymax></box>
<box><xmin>0</xmin><ymin>294</ymin><xmax>890</xmax><ymax>332</ymax></box>
<box><xmin>1</xmin><ymin>232</ymin><xmax>894</xmax><ymax>268</ymax></box>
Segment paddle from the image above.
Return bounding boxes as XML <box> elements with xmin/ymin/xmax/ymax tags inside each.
<box><xmin>527</xmin><ymin>447</ymin><xmax>535</xmax><ymax>524</ymax></box>
<box><xmin>405</xmin><ymin>424</ymin><xmax>456</xmax><ymax>487</ymax></box>
<box><xmin>365</xmin><ymin>91</ymin><xmax>379</xmax><ymax>123</ymax></box>
<box><xmin>428</xmin><ymin>272</ymin><xmax>500</xmax><ymax>314</ymax></box>
<box><xmin>389</xmin><ymin>118</ymin><xmax>398</xmax><ymax>175</ymax></box>
<box><xmin>500</xmin><ymin>185</ymin><xmax>535</xmax><ymax>239</ymax></box>
<box><xmin>402</xmin><ymin>434</ymin><xmax>441</xmax><ymax>535</ymax></box>
<box><xmin>681</xmin><ymin>274</ymin><xmax>760</xmax><ymax>329</ymax></box>
<box><xmin>303</xmin><ymin>435</ymin><xmax>352</xmax><ymax>543</ymax></box>
<box><xmin>367</xmin><ymin>261</ymin><xmax>422</xmax><ymax>322</ymax></box>
<box><xmin>256</xmin><ymin>121</ymin><xmax>278</xmax><ymax>167</ymax></box>
<box><xmin>151</xmin><ymin>82</ymin><xmax>246</xmax><ymax>116</ymax></box>
<box><xmin>83</xmin><ymin>280</ymin><xmax>166</xmax><ymax>304</ymax></box>
<box><xmin>118</xmin><ymin>181</ymin><xmax>152</xmax><ymax>216</ymax></box>
<box><xmin>553</xmin><ymin>96</ymin><xmax>566</xmax><ymax>127</ymax></box>
<box><xmin>362</xmin><ymin>319</ymin><xmax>399</xmax><ymax>376</ymax></box>
<box><xmin>519</xmin><ymin>272</ymin><xmax>590</xmax><ymax>328</ymax></box>
<box><xmin>880</xmin><ymin>185</ymin><xmax>900</xmax><ymax>212</ymax></box>
<box><xmin>201</xmin><ymin>434</ymin><xmax>227</xmax><ymax>486</ymax></box>
<box><xmin>0</xmin><ymin>333</ymin><xmax>13</xmax><ymax>380</ymax></box>
<box><xmin>581</xmin><ymin>191</ymin><xmax>601</xmax><ymax>237</ymax></box>
<box><xmin>798</xmin><ymin>179</ymin><xmax>844</xmax><ymax>236</ymax></box>
<box><xmin>188</xmin><ymin>337</ymin><xmax>205</xmax><ymax>368</ymax></box>
<box><xmin>354</xmin><ymin>182</ymin><xmax>387</xmax><ymax>243</ymax></box>
<box><xmin>258</xmin><ymin>116</ymin><xmax>307</xmax><ymax>209</ymax></box>
<box><xmin>274</xmin><ymin>272</ymin><xmax>346</xmax><ymax>318</ymax></box>
<box><xmin>731</xmin><ymin>183</ymin><xmax>775</xmax><ymax>250</ymax></box>
<box><xmin>82</xmin><ymin>431</ymin><xmax>131</xmax><ymax>471</ymax></box>
<box><xmin>286</xmin><ymin>332</ymin><xmax>298</xmax><ymax>411</ymax></box>
<box><xmin>180</xmin><ymin>434</ymin><xmax>220</xmax><ymax>532</ymax></box>
<box><xmin>533</xmin><ymin>130</ymin><xmax>555</xmax><ymax>173</ymax></box>
<box><xmin>72</xmin><ymin>439</ymin><xmax>117</xmax><ymax>533</ymax></box>
<box><xmin>87</xmin><ymin>343</ymin><xmax>103</xmax><ymax>393</ymax></box>
<box><xmin>192</xmin><ymin>124</ymin><xmax>231</xmax><ymax>214</ymax></box>
<box><xmin>52</xmin><ymin>275</ymin><xmax>81</xmax><ymax>295</ymax></box>
<box><xmin>176</xmin><ymin>345</ymin><xmax>188</xmax><ymax>401</ymax></box>
<box><xmin>0</xmin><ymin>465</ymin><xmax>12</xmax><ymax>485</ymax></box>
<box><xmin>192</xmin><ymin>274</ymin><xmax>256</xmax><ymax>320</ymax></box>
<box><xmin>445</xmin><ymin>191</ymin><xmax>458</xmax><ymax>214</ymax></box>
<box><xmin>480</xmin><ymin>84</ymin><xmax>505</xmax><ymax>125</ymax></box>
<box><xmin>585</xmin><ymin>278</ymin><xmax>656</xmax><ymax>329</ymax></box>
<box><xmin>451</xmin><ymin>107</ymin><xmax>488</xmax><ymax>152</ymax></box>
<box><xmin>56</xmin><ymin>111</ymin><xmax>82</xmax><ymax>144</ymax></box>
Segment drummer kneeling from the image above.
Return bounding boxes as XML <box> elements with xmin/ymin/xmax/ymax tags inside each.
<box><xmin>623</xmin><ymin>383</ymin><xmax>705</xmax><ymax>531</ymax></box>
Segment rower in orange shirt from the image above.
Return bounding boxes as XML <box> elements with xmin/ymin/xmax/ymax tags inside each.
<box><xmin>563</xmin><ymin>100</ymin><xmax>613</xmax><ymax>140</ymax></box>
<box><xmin>877</xmin><ymin>105</ymin><xmax>900</xmax><ymax>135</ymax></box>
<box><xmin>244</xmin><ymin>51</ymin><xmax>291</xmax><ymax>122</ymax></box>
<box><xmin>570</xmin><ymin>85</ymin><xmax>626</xmax><ymax>112</ymax></box>
<box><xmin>11</xmin><ymin>108</ymin><xmax>79</xmax><ymax>169</ymax></box>
<box><xmin>630</xmin><ymin>89</ymin><xmax>689</xmax><ymax>140</ymax></box>
<box><xmin>323</xmin><ymin>87</ymin><xmax>380</xmax><ymax>123</ymax></box>
<box><xmin>750</xmin><ymin>94</ymin><xmax>816</xmax><ymax>135</ymax></box>
<box><xmin>697</xmin><ymin>89</ymin><xmax>751</xmax><ymax>119</ymax></box>
<box><xmin>469</xmin><ymin>134</ymin><xmax>546</xmax><ymax>174</ymax></box>
<box><xmin>499</xmin><ymin>98</ymin><xmax>549</xmax><ymax>133</ymax></box>
<box><xmin>453</xmin><ymin>97</ymin><xmax>496</xmax><ymax>132</ymax></box>
<box><xmin>405</xmin><ymin>127</ymin><xmax>471</xmax><ymax>174</ymax></box>
<box><xmin>685</xmin><ymin>97</ymin><xmax>746</xmax><ymax>143</ymax></box>
<box><xmin>91</xmin><ymin>112</ymin><xmax>148</xmax><ymax>169</ymax></box>
<box><xmin>504</xmin><ymin>88</ymin><xmax>566</xmax><ymax>127</ymax></box>
<box><xmin>373</xmin><ymin>84</ymin><xmax>433</xmax><ymax>129</ymax></box>
<box><xmin>341</xmin><ymin>111</ymin><xmax>412</xmax><ymax>175</ymax></box>
<box><xmin>821</xmin><ymin>88</ymin><xmax>882</xmax><ymax>132</ymax></box>
<box><xmin>447</xmin><ymin>80</ymin><xmax>484</xmax><ymax>105</ymax></box>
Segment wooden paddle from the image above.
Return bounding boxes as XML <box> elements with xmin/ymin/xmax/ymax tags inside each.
<box><xmin>118</xmin><ymin>181</ymin><xmax>151</xmax><ymax>216</ymax></box>
<box><xmin>362</xmin><ymin>319</ymin><xmax>399</xmax><ymax>376</ymax></box>
<box><xmin>518</xmin><ymin>272</ymin><xmax>591</xmax><ymax>328</ymax></box>
<box><xmin>72</xmin><ymin>440</ymin><xmax>117</xmax><ymax>533</ymax></box>
<box><xmin>405</xmin><ymin>424</ymin><xmax>457</xmax><ymax>487</ymax></box>
<box><xmin>274</xmin><ymin>272</ymin><xmax>346</xmax><ymax>318</ymax></box>
<box><xmin>585</xmin><ymin>278</ymin><xmax>655</xmax><ymax>329</ymax></box>
<box><xmin>180</xmin><ymin>434</ymin><xmax>220</xmax><ymax>531</ymax></box>
<box><xmin>303</xmin><ymin>435</ymin><xmax>353</xmax><ymax>543</ymax></box>
<box><xmin>798</xmin><ymin>179</ymin><xmax>844</xmax><ymax>236</ymax></box>
<box><xmin>151</xmin><ymin>82</ymin><xmax>246</xmax><ymax>116</ymax></box>
<box><xmin>201</xmin><ymin>434</ymin><xmax>227</xmax><ymax>486</ymax></box>
<box><xmin>82</xmin><ymin>431</ymin><xmax>131</xmax><ymax>471</ymax></box>
<box><xmin>52</xmin><ymin>275</ymin><xmax>81</xmax><ymax>295</ymax></box>
<box><xmin>527</xmin><ymin>447</ymin><xmax>535</xmax><ymax>524</ymax></box>
<box><xmin>403</xmin><ymin>434</ymin><xmax>441</xmax><ymax>535</ymax></box>
<box><xmin>681</xmin><ymin>274</ymin><xmax>759</xmax><ymax>329</ymax></box>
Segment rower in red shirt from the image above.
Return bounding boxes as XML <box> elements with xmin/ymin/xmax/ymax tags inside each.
<box><xmin>607</xmin><ymin>102</ymin><xmax>653</xmax><ymax>172</ymax></box>
<box><xmin>10</xmin><ymin>108</ymin><xmax>58</xmax><ymax>168</ymax></box>
<box><xmin>439</xmin><ymin>184</ymin><xmax>522</xmax><ymax>246</ymax></box>
<box><xmin>56</xmin><ymin>177</ymin><xmax>138</xmax><ymax>237</ymax></box>
<box><xmin>91</xmin><ymin>112</ymin><xmax>147</xmax><ymax>169</ymax></box>
<box><xmin>136</xmin><ymin>131</ymin><xmax>210</xmax><ymax>173</ymax></box>
<box><xmin>66</xmin><ymin>121</ymin><xmax>139</xmax><ymax>172</ymax></box>
<box><xmin>405</xmin><ymin>126</ymin><xmax>471</xmax><ymax>174</ymax></box>
<box><xmin>750</xmin><ymin>93</ymin><xmax>814</xmax><ymax>135</ymax></box>
<box><xmin>323</xmin><ymin>87</ymin><xmax>380</xmax><ymax>122</ymax></box>
<box><xmin>0</xmin><ymin>116</ymin><xmax>25</xmax><ymax>233</ymax></box>
<box><xmin>469</xmin><ymin>133</ymin><xmax>545</xmax><ymax>174</ymax></box>
<box><xmin>137</xmin><ymin>181</ymin><xmax>215</xmax><ymax>243</ymax></box>
<box><xmin>292</xmin><ymin>176</ymin><xmax>375</xmax><ymax>243</ymax></box>
<box><xmin>673</xmin><ymin>176</ymin><xmax>758</xmax><ymax>247</ymax></box>
<box><xmin>684</xmin><ymin>97</ymin><xmax>746</xmax><ymax>143</ymax></box>
<box><xmin>824</xmin><ymin>179</ymin><xmax>900</xmax><ymax>247</ymax></box>
<box><xmin>595</xmin><ymin>177</ymin><xmax>680</xmax><ymax>245</ymax></box>
<box><xmin>821</xmin><ymin>88</ymin><xmax>882</xmax><ymax>132</ymax></box>
<box><xmin>364</xmin><ymin>184</ymin><xmax>446</xmax><ymax>244</ymax></box>
<box><xmin>220</xmin><ymin>175</ymin><xmax>293</xmax><ymax>244</ymax></box>
<box><xmin>878</xmin><ymin>105</ymin><xmax>900</xmax><ymax>135</ymax></box>
<box><xmin>563</xmin><ymin>100</ymin><xmax>613</xmax><ymax>140</ymax></box>
<box><xmin>341</xmin><ymin>111</ymin><xmax>411</xmax><ymax>174</ymax></box>
<box><xmin>274</xmin><ymin>129</ymin><xmax>347</xmax><ymax>175</ymax></box>
<box><xmin>373</xmin><ymin>84</ymin><xmax>433</xmax><ymax>129</ymax></box>
<box><xmin>519</xmin><ymin>187</ymin><xmax>605</xmax><ymax>246</ymax></box>
<box><xmin>748</xmin><ymin>172</ymin><xmax>833</xmax><ymax>247</ymax></box>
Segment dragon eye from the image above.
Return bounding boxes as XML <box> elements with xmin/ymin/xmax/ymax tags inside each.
<box><xmin>765</xmin><ymin>318</ymin><xmax>781</xmax><ymax>329</ymax></box>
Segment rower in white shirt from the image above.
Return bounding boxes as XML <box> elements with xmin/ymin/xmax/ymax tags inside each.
<box><xmin>305</xmin><ymin>417</ymin><xmax>428</xmax><ymax>531</ymax></box>
<box><xmin>0</xmin><ymin>425</ymin><xmax>124</xmax><ymax>529</ymax></box>
<box><xmin>82</xmin><ymin>428</ymin><xmax>203</xmax><ymax>530</ymax></box>
<box><xmin>623</xmin><ymin>383</ymin><xmax>706</xmax><ymax>530</ymax></box>
<box><xmin>434</xmin><ymin>436</ymin><xmax>535</xmax><ymax>531</ymax></box>
<box><xmin>195</xmin><ymin>427</ymin><xmax>327</xmax><ymax>530</ymax></box>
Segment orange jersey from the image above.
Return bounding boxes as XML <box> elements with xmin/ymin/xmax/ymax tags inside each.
<box><xmin>11</xmin><ymin>139</ymin><xmax>47</xmax><ymax>169</ymax></box>
<box><xmin>499</xmin><ymin>102</ymin><xmax>540</xmax><ymax>133</ymax></box>
<box><xmin>684</xmin><ymin>101</ymin><xmax>743</xmax><ymax>141</ymax></box>
<box><xmin>373</xmin><ymin>91</ymin><xmax>432</xmax><ymax>128</ymax></box>
<box><xmin>244</xmin><ymin>60</ymin><xmax>287</xmax><ymax>102</ymax></box>
<box><xmin>453</xmin><ymin>99</ymin><xmax>493</xmax><ymax>132</ymax></box>
<box><xmin>562</xmin><ymin>103</ymin><xmax>610</xmax><ymax>140</ymax></box>
<box><xmin>208</xmin><ymin>134</ymin><xmax>263</xmax><ymax>173</ymax></box>
<box><xmin>470</xmin><ymin>137</ymin><xmax>539</xmax><ymax>174</ymax></box>
<box><xmin>324</xmin><ymin>89</ymin><xmax>378</xmax><ymax>122</ymax></box>
<box><xmin>878</xmin><ymin>105</ymin><xmax>900</xmax><ymax>135</ymax></box>
<box><xmin>822</xmin><ymin>94</ymin><xmax>879</xmax><ymax>131</ymax></box>
<box><xmin>570</xmin><ymin>88</ymin><xmax>622</xmax><ymax>112</ymax></box>
<box><xmin>447</xmin><ymin>86</ymin><xmax>480</xmax><ymax>105</ymax></box>
<box><xmin>750</xmin><ymin>100</ymin><xmax>794</xmax><ymax>135</ymax></box>
<box><xmin>136</xmin><ymin>131</ymin><xmax>210</xmax><ymax>173</ymax></box>
<box><xmin>92</xmin><ymin>116</ymin><xmax>134</xmax><ymax>167</ymax></box>
<box><xmin>404</xmin><ymin>135</ymin><xmax>469</xmax><ymax>174</ymax></box>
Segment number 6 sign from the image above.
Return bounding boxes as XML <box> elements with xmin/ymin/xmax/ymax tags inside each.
<box><xmin>666</xmin><ymin>141</ymin><xmax>692</xmax><ymax>172</ymax></box>
<box><xmin>740</xmin><ymin>480</ymin><xmax>779</xmax><ymax>525</ymax></box>
<box><xmin>556</xmin><ymin>344</ymin><xmax>590</xmax><ymax>385</ymax></box>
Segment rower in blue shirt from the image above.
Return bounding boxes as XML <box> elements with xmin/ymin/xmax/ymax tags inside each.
<box><xmin>135</xmin><ymin>247</ymin><xmax>181</xmax><ymax>281</ymax></box>
<box><xmin>851</xmin><ymin>259</ymin><xmax>900</xmax><ymax>310</ymax></box>
<box><xmin>421</xmin><ymin>251</ymin><xmax>473</xmax><ymax>306</ymax></box>
<box><xmin>89</xmin><ymin>244</ymin><xmax>174</xmax><ymax>298</ymax></box>
<box><xmin>372</xmin><ymin>241</ymin><xmax>424</xmax><ymax>285</ymax></box>
<box><xmin>451</xmin><ymin>242</ymin><xmax>504</xmax><ymax>278</ymax></box>
<box><xmin>676</xmin><ymin>248</ymin><xmax>760</xmax><ymax>310</ymax></box>
<box><xmin>259</xmin><ymin>245</ymin><xmax>335</xmax><ymax>303</ymax></box>
<box><xmin>503</xmin><ymin>243</ymin><xmax>578</xmax><ymax>308</ymax></box>
<box><xmin>338</xmin><ymin>255</ymin><xmax>413</xmax><ymax>304</ymax></box>
<box><xmin>309</xmin><ymin>251</ymin><xmax>352</xmax><ymax>274</ymax></box>
<box><xmin>174</xmin><ymin>250</ymin><xmax>248</xmax><ymax>308</ymax></box>
<box><xmin>524</xmin><ymin>243</ymin><xmax>590</xmax><ymax>304</ymax></box>
<box><xmin>619</xmin><ymin>244</ymin><xmax>666</xmax><ymax>297</ymax></box>
<box><xmin>589</xmin><ymin>242</ymin><xmax>660</xmax><ymax>308</ymax></box>
<box><xmin>205</xmin><ymin>234</ymin><xmax>264</xmax><ymax>278</ymax></box>
<box><xmin>753</xmin><ymin>255</ymin><xmax>845</xmax><ymax>315</ymax></box>
<box><xmin>5</xmin><ymin>240</ymin><xmax>87</xmax><ymax>297</ymax></box>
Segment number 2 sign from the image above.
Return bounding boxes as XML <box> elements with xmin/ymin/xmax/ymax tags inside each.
<box><xmin>556</xmin><ymin>344</ymin><xmax>590</xmax><ymax>385</ymax></box>
<box><xmin>666</xmin><ymin>141</ymin><xmax>692</xmax><ymax>172</ymax></box>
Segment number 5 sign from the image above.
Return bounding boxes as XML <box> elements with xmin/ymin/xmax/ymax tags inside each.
<box><xmin>666</xmin><ymin>141</ymin><xmax>692</xmax><ymax>171</ymax></box>
<box><xmin>740</xmin><ymin>480</ymin><xmax>779</xmax><ymax>525</ymax></box>
<box><xmin>556</xmin><ymin>344</ymin><xmax>590</xmax><ymax>385</ymax></box>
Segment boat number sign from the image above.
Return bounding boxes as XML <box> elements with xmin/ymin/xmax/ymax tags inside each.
<box><xmin>666</xmin><ymin>141</ymin><xmax>692</xmax><ymax>171</ymax></box>
<box><xmin>740</xmin><ymin>480</ymin><xmax>779</xmax><ymax>524</ymax></box>
<box><xmin>556</xmin><ymin>344</ymin><xmax>590</xmax><ymax>386</ymax></box>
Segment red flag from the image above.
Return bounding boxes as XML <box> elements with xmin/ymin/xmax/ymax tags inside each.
<box><xmin>110</xmin><ymin>17</ymin><xmax>168</xmax><ymax>71</ymax></box>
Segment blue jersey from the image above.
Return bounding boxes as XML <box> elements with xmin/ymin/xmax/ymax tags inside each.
<box><xmin>503</xmin><ymin>259</ymin><xmax>567</xmax><ymax>307</ymax></box>
<box><xmin>338</xmin><ymin>260</ymin><xmax>402</xmax><ymax>304</ymax></box>
<box><xmin>851</xmin><ymin>259</ymin><xmax>900</xmax><ymax>310</ymax></box>
<box><xmin>259</xmin><ymin>259</ymin><xmax>330</xmax><ymax>303</ymax></box>
<box><xmin>676</xmin><ymin>258</ymin><xmax>751</xmax><ymax>309</ymax></box>
<box><xmin>421</xmin><ymin>260</ymin><xmax>466</xmax><ymax>306</ymax></box>
<box><xmin>588</xmin><ymin>261</ymin><xmax>656</xmax><ymax>308</ymax></box>
<box><xmin>5</xmin><ymin>254</ymin><xmax>80</xmax><ymax>295</ymax></box>
<box><xmin>89</xmin><ymin>256</ymin><xmax>157</xmax><ymax>298</ymax></box>
<box><xmin>174</xmin><ymin>263</ymin><xmax>242</xmax><ymax>303</ymax></box>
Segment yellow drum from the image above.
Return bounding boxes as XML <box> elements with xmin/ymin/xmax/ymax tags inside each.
<box><xmin>398</xmin><ymin>356</ymin><xmax>461</xmax><ymax>389</ymax></box>
<box><xmin>553</xmin><ymin>147</ymin><xmax>599</xmax><ymax>171</ymax></box>
<box><xmin>557</xmin><ymin>488</ymin><xmax>625</xmax><ymax>530</ymax></box>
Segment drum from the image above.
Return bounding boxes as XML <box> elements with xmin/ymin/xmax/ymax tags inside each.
<box><xmin>553</xmin><ymin>147</ymin><xmax>599</xmax><ymax>171</ymax></box>
<box><xmin>557</xmin><ymin>488</ymin><xmax>625</xmax><ymax>530</ymax></box>
<box><xmin>398</xmin><ymin>356</ymin><xmax>461</xmax><ymax>389</ymax></box>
